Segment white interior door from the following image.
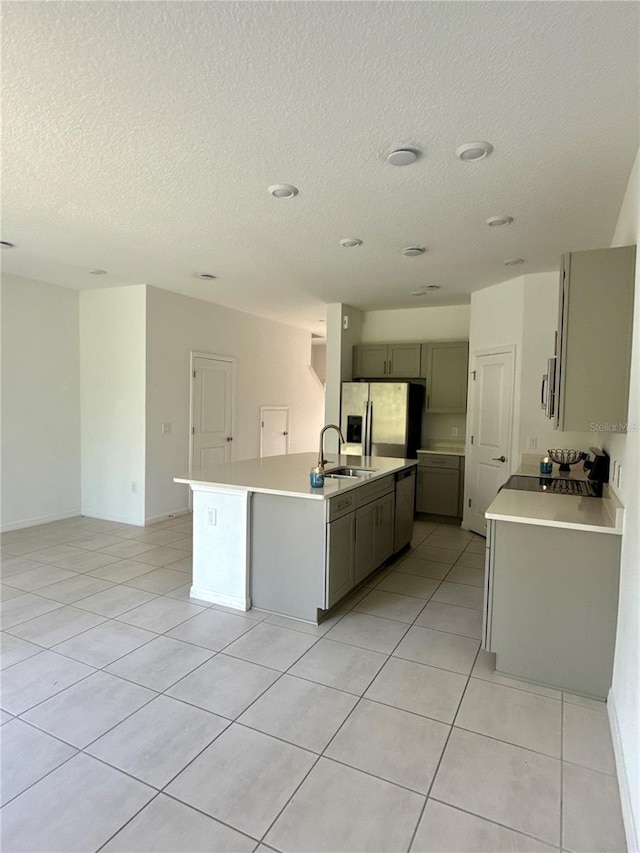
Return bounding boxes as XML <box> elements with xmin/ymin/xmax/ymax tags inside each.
<box><xmin>260</xmin><ymin>407</ymin><xmax>289</xmax><ymax>457</ymax></box>
<box><xmin>466</xmin><ymin>348</ymin><xmax>514</xmax><ymax>535</ymax></box>
<box><xmin>191</xmin><ymin>355</ymin><xmax>234</xmax><ymax>469</ymax></box>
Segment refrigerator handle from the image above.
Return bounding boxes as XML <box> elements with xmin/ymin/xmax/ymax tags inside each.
<box><xmin>363</xmin><ymin>401</ymin><xmax>373</xmax><ymax>456</ymax></box>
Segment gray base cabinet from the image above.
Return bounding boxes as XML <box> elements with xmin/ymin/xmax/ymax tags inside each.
<box><xmin>416</xmin><ymin>453</ymin><xmax>463</xmax><ymax>516</ymax></box>
<box><xmin>483</xmin><ymin>519</ymin><xmax>621</xmax><ymax>698</ymax></box>
<box><xmin>251</xmin><ymin>472</ymin><xmax>404</xmax><ymax>623</ymax></box>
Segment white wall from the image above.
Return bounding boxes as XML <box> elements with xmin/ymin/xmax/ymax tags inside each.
<box><xmin>1</xmin><ymin>274</ymin><xmax>80</xmax><ymax>529</ymax></box>
<box><xmin>80</xmin><ymin>287</ymin><xmax>147</xmax><ymax>525</ymax></box>
<box><xmin>360</xmin><ymin>305</ymin><xmax>470</xmax><ymax>342</ymax></box>
<box><xmin>324</xmin><ymin>303</ymin><xmax>362</xmax><ymax>454</ymax></box>
<box><xmin>605</xmin><ymin>147</ymin><xmax>640</xmax><ymax>853</ymax></box>
<box><xmin>145</xmin><ymin>286</ymin><xmax>324</xmax><ymax>521</ymax></box>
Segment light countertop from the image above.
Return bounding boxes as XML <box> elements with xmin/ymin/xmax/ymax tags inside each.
<box><xmin>485</xmin><ymin>460</ymin><xmax>624</xmax><ymax>535</ymax></box>
<box><xmin>175</xmin><ymin>452</ymin><xmax>416</xmax><ymax>501</ymax></box>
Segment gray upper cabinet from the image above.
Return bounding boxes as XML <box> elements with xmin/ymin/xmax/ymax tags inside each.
<box><xmin>422</xmin><ymin>341</ymin><xmax>469</xmax><ymax>412</ymax></box>
<box><xmin>554</xmin><ymin>245</ymin><xmax>636</xmax><ymax>431</ymax></box>
<box><xmin>353</xmin><ymin>343</ymin><xmax>422</xmax><ymax>378</ymax></box>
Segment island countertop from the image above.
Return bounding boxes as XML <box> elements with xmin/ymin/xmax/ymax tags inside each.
<box><xmin>175</xmin><ymin>452</ymin><xmax>417</xmax><ymax>500</ymax></box>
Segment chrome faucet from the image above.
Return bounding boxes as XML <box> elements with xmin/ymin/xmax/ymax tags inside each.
<box><xmin>317</xmin><ymin>424</ymin><xmax>344</xmax><ymax>469</ymax></box>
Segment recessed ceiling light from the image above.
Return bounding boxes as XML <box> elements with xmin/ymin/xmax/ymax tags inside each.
<box><xmin>0</xmin><ymin>240</ymin><xmax>16</xmax><ymax>248</ymax></box>
<box><xmin>196</xmin><ymin>273</ymin><xmax>217</xmax><ymax>281</ymax></box>
<box><xmin>340</xmin><ymin>238</ymin><xmax>363</xmax><ymax>248</ymax></box>
<box><xmin>89</xmin><ymin>268</ymin><xmax>107</xmax><ymax>275</ymax></box>
<box><xmin>486</xmin><ymin>216</ymin><xmax>514</xmax><ymax>227</ymax></box>
<box><xmin>456</xmin><ymin>142</ymin><xmax>493</xmax><ymax>161</ymax></box>
<box><xmin>504</xmin><ymin>257</ymin><xmax>525</xmax><ymax>266</ymax></box>
<box><xmin>403</xmin><ymin>246</ymin><xmax>426</xmax><ymax>257</ymax></box>
<box><xmin>268</xmin><ymin>184</ymin><xmax>298</xmax><ymax>199</ymax></box>
<box><xmin>387</xmin><ymin>148</ymin><xmax>419</xmax><ymax>166</ymax></box>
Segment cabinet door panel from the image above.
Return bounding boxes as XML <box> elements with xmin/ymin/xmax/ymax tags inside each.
<box><xmin>326</xmin><ymin>514</ymin><xmax>355</xmax><ymax>608</ymax></box>
<box><xmin>424</xmin><ymin>342</ymin><xmax>469</xmax><ymax>412</ymax></box>
<box><xmin>416</xmin><ymin>468</ymin><xmax>459</xmax><ymax>516</ymax></box>
<box><xmin>354</xmin><ymin>503</ymin><xmax>377</xmax><ymax>584</ymax></box>
<box><xmin>373</xmin><ymin>493</ymin><xmax>396</xmax><ymax>566</ymax></box>
<box><xmin>353</xmin><ymin>345</ymin><xmax>387</xmax><ymax>379</ymax></box>
<box><xmin>387</xmin><ymin>343</ymin><xmax>421</xmax><ymax>378</ymax></box>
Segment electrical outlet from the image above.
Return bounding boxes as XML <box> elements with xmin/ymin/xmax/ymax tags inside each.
<box><xmin>451</xmin><ymin>427</ymin><xmax>459</xmax><ymax>437</ymax></box>
<box><xmin>207</xmin><ymin>508</ymin><xmax>217</xmax><ymax>526</ymax></box>
<box><xmin>526</xmin><ymin>436</ymin><xmax>538</xmax><ymax>450</ymax></box>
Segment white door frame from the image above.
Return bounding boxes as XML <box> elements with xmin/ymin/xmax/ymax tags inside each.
<box><xmin>260</xmin><ymin>405</ymin><xmax>290</xmax><ymax>458</ymax></box>
<box><xmin>462</xmin><ymin>345</ymin><xmax>516</xmax><ymax>533</ymax></box>
<box><xmin>189</xmin><ymin>351</ymin><xmax>237</xmax><ymax>472</ymax></box>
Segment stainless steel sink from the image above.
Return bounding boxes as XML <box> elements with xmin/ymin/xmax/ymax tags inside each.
<box><xmin>324</xmin><ymin>467</ymin><xmax>376</xmax><ymax>479</ymax></box>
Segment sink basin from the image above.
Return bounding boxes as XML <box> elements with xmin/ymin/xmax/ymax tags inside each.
<box><xmin>324</xmin><ymin>466</ymin><xmax>376</xmax><ymax>479</ymax></box>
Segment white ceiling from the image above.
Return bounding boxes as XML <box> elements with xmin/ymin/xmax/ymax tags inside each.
<box><xmin>2</xmin><ymin>1</ymin><xmax>638</xmax><ymax>335</ymax></box>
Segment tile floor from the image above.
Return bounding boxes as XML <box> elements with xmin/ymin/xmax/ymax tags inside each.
<box><xmin>0</xmin><ymin>514</ymin><xmax>627</xmax><ymax>852</ymax></box>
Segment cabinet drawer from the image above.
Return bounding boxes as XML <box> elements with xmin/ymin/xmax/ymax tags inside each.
<box><xmin>417</xmin><ymin>454</ymin><xmax>460</xmax><ymax>470</ymax></box>
<box><xmin>327</xmin><ymin>491</ymin><xmax>357</xmax><ymax>521</ymax></box>
<box><xmin>356</xmin><ymin>474</ymin><xmax>395</xmax><ymax>507</ymax></box>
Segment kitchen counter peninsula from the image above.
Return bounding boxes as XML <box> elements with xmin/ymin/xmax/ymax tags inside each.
<box><xmin>175</xmin><ymin>453</ymin><xmax>417</xmax><ymax>623</ymax></box>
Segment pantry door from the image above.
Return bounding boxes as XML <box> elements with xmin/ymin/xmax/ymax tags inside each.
<box><xmin>260</xmin><ymin>407</ymin><xmax>290</xmax><ymax>458</ymax></box>
<box><xmin>190</xmin><ymin>353</ymin><xmax>235</xmax><ymax>470</ymax></box>
<box><xmin>465</xmin><ymin>347</ymin><xmax>514</xmax><ymax>536</ymax></box>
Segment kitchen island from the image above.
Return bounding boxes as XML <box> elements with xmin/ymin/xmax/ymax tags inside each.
<box><xmin>175</xmin><ymin>453</ymin><xmax>417</xmax><ymax>623</ymax></box>
<box><xmin>483</xmin><ymin>481</ymin><xmax>624</xmax><ymax>698</ymax></box>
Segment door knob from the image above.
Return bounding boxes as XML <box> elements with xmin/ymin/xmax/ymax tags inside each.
<box><xmin>492</xmin><ymin>456</ymin><xmax>506</xmax><ymax>462</ymax></box>
<box><xmin>226</xmin><ymin>436</ymin><xmax>233</xmax><ymax>442</ymax></box>
<box><xmin>282</xmin><ymin>431</ymin><xmax>288</xmax><ymax>436</ymax></box>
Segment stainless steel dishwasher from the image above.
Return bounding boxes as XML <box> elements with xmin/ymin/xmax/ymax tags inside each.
<box><xmin>394</xmin><ymin>466</ymin><xmax>416</xmax><ymax>551</ymax></box>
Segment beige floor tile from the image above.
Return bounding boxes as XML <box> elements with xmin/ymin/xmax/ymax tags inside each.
<box><xmin>324</xmin><ymin>611</ymin><xmax>409</xmax><ymax>654</ymax></box>
<box><xmin>0</xmin><ymin>584</ymin><xmax>26</xmax><ymax>601</ymax></box>
<box><xmin>238</xmin><ymin>673</ymin><xmax>358</xmax><ymax>753</ymax></box>
<box><xmin>326</xmin><ymin>698</ymin><xmax>449</xmax><ymax>793</ymax></box>
<box><xmin>53</xmin><ymin>621</ymin><xmax>156</xmax><ymax>668</ymax></box>
<box><xmin>1</xmin><ymin>718</ymin><xmax>77</xmax><ymax>806</ymax></box>
<box><xmin>289</xmin><ymin>639</ymin><xmax>387</xmax><ymax>695</ymax></box>
<box><xmin>412</xmin><ymin>799</ymin><xmax>558</xmax><ymax>852</ymax></box>
<box><xmin>394</xmin><ymin>625</ymin><xmax>479</xmax><ymax>675</ymax></box>
<box><xmin>106</xmin><ymin>635</ymin><xmax>214</xmax><ymax>690</ymax></box>
<box><xmin>445</xmin><ymin>564</ymin><xmax>485</xmax><ymax>587</ymax></box>
<box><xmin>0</xmin><ymin>650</ymin><xmax>94</xmax><ymax>715</ymax></box>
<box><xmin>47</xmin><ymin>550</ymin><xmax>122</xmax><ymax>573</ymax></box>
<box><xmin>416</xmin><ymin>600</ymin><xmax>482</xmax><ymax>640</ymax></box>
<box><xmin>413</xmin><ymin>544</ymin><xmax>462</xmax><ymax>564</ymax></box>
<box><xmin>102</xmin><ymin>794</ymin><xmax>256</xmax><ymax>853</ymax></box>
<box><xmin>167</xmin><ymin>608</ymin><xmax>257</xmax><ymax>651</ymax></box>
<box><xmin>74</xmin><ymin>584</ymin><xmax>157</xmax><ymax>617</ymax></box>
<box><xmin>127</xmin><ymin>529</ymin><xmax>187</xmax><ymax>546</ymax></box>
<box><xmin>88</xmin><ymin>559</ymin><xmax>158</xmax><ymax>583</ymax></box>
<box><xmin>454</xmin><ymin>550</ymin><xmax>486</xmax><ymax>569</ymax></box>
<box><xmin>265</xmin><ymin>610</ymin><xmax>344</xmax><ymax>636</ymax></box>
<box><xmin>116</xmin><ymin>596</ymin><xmax>205</xmax><ymax>633</ymax></box>
<box><xmin>0</xmin><ymin>633</ymin><xmax>43</xmax><ymax>669</ymax></box>
<box><xmin>265</xmin><ymin>757</ymin><xmax>424</xmax><ymax>853</ymax></box>
<box><xmin>125</xmin><ymin>567</ymin><xmax>189</xmax><ymax>594</ymax></box>
<box><xmin>431</xmin><ymin>728</ymin><xmax>561</xmax><ymax>845</ymax></box>
<box><xmin>563</xmin><ymin>702</ymin><xmax>617</xmax><ymax>775</ymax></box>
<box><xmin>431</xmin><ymin>581</ymin><xmax>484</xmax><ymax>610</ymax></box>
<box><xmin>394</xmin><ymin>557</ymin><xmax>452</xmax><ymax>580</ymax></box>
<box><xmin>70</xmin><ymin>533</ymin><xmax>127</xmax><ymax>551</ymax></box>
<box><xmin>87</xmin><ymin>695</ymin><xmax>228</xmax><ymax>787</ymax></box>
<box><xmin>21</xmin><ymin>544</ymin><xmax>89</xmax><ymax>565</ymax></box>
<box><xmin>354</xmin><ymin>589</ymin><xmax>426</xmax><ymax>623</ymax></box>
<box><xmin>0</xmin><ymin>592</ymin><xmax>63</xmax><ymax>629</ymax></box>
<box><xmin>97</xmin><ymin>539</ymin><xmax>157</xmax><ymax>559</ymax></box>
<box><xmin>365</xmin><ymin>657</ymin><xmax>466</xmax><ymax>724</ymax></box>
<box><xmin>6</xmin><ymin>605</ymin><xmax>106</xmax><ymax>647</ymax></box>
<box><xmin>22</xmin><ymin>671</ymin><xmax>156</xmax><ymax>748</ymax></box>
<box><xmin>223</xmin><ymin>622</ymin><xmax>317</xmax><ymax>671</ymax></box>
<box><xmin>375</xmin><ymin>572</ymin><xmax>440</xmax><ymax>599</ymax></box>
<box><xmin>562</xmin><ymin>761</ymin><xmax>626</xmax><ymax>853</ymax></box>
<box><xmin>167</xmin><ymin>653</ymin><xmax>279</xmax><ymax>718</ymax></box>
<box><xmin>0</xmin><ymin>753</ymin><xmax>154</xmax><ymax>853</ymax></box>
<box><xmin>130</xmin><ymin>545</ymin><xmax>190</xmax><ymax>567</ymax></box>
<box><xmin>37</xmin><ymin>574</ymin><xmax>115</xmax><ymax>603</ymax></box>
<box><xmin>2</xmin><ymin>565</ymin><xmax>78</xmax><ymax>592</ymax></box>
<box><xmin>455</xmin><ymin>679</ymin><xmax>562</xmax><ymax>757</ymax></box>
<box><xmin>166</xmin><ymin>724</ymin><xmax>316</xmax><ymax>838</ymax></box>
<box><xmin>1</xmin><ymin>556</ymin><xmax>50</xmax><ymax>578</ymax></box>
<box><xmin>562</xmin><ymin>692</ymin><xmax>607</xmax><ymax>713</ymax></box>
<box><xmin>465</xmin><ymin>537</ymin><xmax>487</xmax><ymax>554</ymax></box>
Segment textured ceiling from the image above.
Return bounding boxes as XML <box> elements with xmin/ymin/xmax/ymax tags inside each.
<box><xmin>2</xmin><ymin>1</ymin><xmax>639</xmax><ymax>334</ymax></box>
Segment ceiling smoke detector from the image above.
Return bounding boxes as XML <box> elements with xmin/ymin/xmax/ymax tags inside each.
<box><xmin>387</xmin><ymin>148</ymin><xmax>419</xmax><ymax>166</ymax></box>
<box><xmin>403</xmin><ymin>246</ymin><xmax>426</xmax><ymax>257</ymax></box>
<box><xmin>196</xmin><ymin>272</ymin><xmax>217</xmax><ymax>280</ymax></box>
<box><xmin>340</xmin><ymin>238</ymin><xmax>363</xmax><ymax>248</ymax></box>
<box><xmin>504</xmin><ymin>257</ymin><xmax>525</xmax><ymax>266</ymax></box>
<box><xmin>0</xmin><ymin>240</ymin><xmax>16</xmax><ymax>248</ymax></box>
<box><xmin>486</xmin><ymin>216</ymin><xmax>514</xmax><ymax>227</ymax></box>
<box><xmin>89</xmin><ymin>268</ymin><xmax>107</xmax><ymax>275</ymax></box>
<box><xmin>456</xmin><ymin>142</ymin><xmax>493</xmax><ymax>161</ymax></box>
<box><xmin>268</xmin><ymin>184</ymin><xmax>298</xmax><ymax>199</ymax></box>
<box><xmin>412</xmin><ymin>285</ymin><xmax>440</xmax><ymax>295</ymax></box>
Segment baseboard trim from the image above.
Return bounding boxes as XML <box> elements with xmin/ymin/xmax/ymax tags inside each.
<box><xmin>190</xmin><ymin>585</ymin><xmax>250</xmax><ymax>611</ymax></box>
<box><xmin>78</xmin><ymin>509</ymin><xmax>145</xmax><ymax>526</ymax></box>
<box><xmin>608</xmin><ymin>687</ymin><xmax>639</xmax><ymax>853</ymax></box>
<box><xmin>145</xmin><ymin>509</ymin><xmax>191</xmax><ymax>526</ymax></box>
<box><xmin>1</xmin><ymin>509</ymin><xmax>80</xmax><ymax>532</ymax></box>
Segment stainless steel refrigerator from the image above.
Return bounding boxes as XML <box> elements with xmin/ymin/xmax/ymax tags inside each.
<box><xmin>340</xmin><ymin>382</ymin><xmax>424</xmax><ymax>458</ymax></box>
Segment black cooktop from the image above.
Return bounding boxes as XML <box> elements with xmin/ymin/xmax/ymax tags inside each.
<box><xmin>503</xmin><ymin>475</ymin><xmax>601</xmax><ymax>497</ymax></box>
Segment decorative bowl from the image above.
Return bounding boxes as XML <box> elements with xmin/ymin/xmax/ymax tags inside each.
<box><xmin>547</xmin><ymin>449</ymin><xmax>586</xmax><ymax>472</ymax></box>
